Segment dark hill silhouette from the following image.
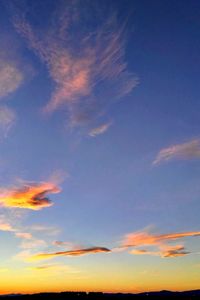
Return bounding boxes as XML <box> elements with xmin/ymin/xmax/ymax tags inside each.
<box><xmin>0</xmin><ymin>290</ymin><xmax>200</xmax><ymax>300</ymax></box>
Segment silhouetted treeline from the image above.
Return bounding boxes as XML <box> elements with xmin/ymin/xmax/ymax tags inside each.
<box><xmin>0</xmin><ymin>290</ymin><xmax>200</xmax><ymax>300</ymax></box>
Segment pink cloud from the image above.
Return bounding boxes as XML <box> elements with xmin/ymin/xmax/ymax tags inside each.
<box><xmin>153</xmin><ymin>139</ymin><xmax>200</xmax><ymax>165</ymax></box>
<box><xmin>13</xmin><ymin>2</ymin><xmax>138</xmax><ymax>128</ymax></box>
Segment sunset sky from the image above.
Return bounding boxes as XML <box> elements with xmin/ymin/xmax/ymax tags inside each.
<box><xmin>0</xmin><ymin>0</ymin><xmax>200</xmax><ymax>295</ymax></box>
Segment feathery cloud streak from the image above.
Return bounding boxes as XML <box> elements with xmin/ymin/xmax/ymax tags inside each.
<box><xmin>0</xmin><ymin>59</ymin><xmax>23</xmax><ymax>99</ymax></box>
<box><xmin>30</xmin><ymin>247</ymin><xmax>111</xmax><ymax>261</ymax></box>
<box><xmin>123</xmin><ymin>230</ymin><xmax>200</xmax><ymax>247</ymax></box>
<box><xmin>0</xmin><ymin>106</ymin><xmax>16</xmax><ymax>135</ymax></box>
<box><xmin>0</xmin><ymin>181</ymin><xmax>60</xmax><ymax>210</ymax></box>
<box><xmin>28</xmin><ymin>264</ymin><xmax>71</xmax><ymax>273</ymax></box>
<box><xmin>123</xmin><ymin>229</ymin><xmax>200</xmax><ymax>258</ymax></box>
<box><xmin>89</xmin><ymin>122</ymin><xmax>112</xmax><ymax>137</ymax></box>
<box><xmin>0</xmin><ymin>221</ymin><xmax>15</xmax><ymax>232</ymax></box>
<box><xmin>131</xmin><ymin>245</ymin><xmax>190</xmax><ymax>258</ymax></box>
<box><xmin>15</xmin><ymin>232</ymin><xmax>32</xmax><ymax>239</ymax></box>
<box><xmin>153</xmin><ymin>139</ymin><xmax>200</xmax><ymax>165</ymax></box>
<box><xmin>12</xmin><ymin>0</ymin><xmax>138</xmax><ymax>127</ymax></box>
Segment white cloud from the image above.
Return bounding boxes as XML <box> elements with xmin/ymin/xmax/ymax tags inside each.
<box><xmin>0</xmin><ymin>59</ymin><xmax>23</xmax><ymax>99</ymax></box>
<box><xmin>89</xmin><ymin>122</ymin><xmax>112</xmax><ymax>137</ymax></box>
<box><xmin>153</xmin><ymin>139</ymin><xmax>200</xmax><ymax>165</ymax></box>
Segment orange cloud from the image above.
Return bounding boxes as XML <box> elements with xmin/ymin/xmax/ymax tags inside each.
<box><xmin>123</xmin><ymin>230</ymin><xmax>200</xmax><ymax>247</ymax></box>
<box><xmin>161</xmin><ymin>245</ymin><xmax>189</xmax><ymax>258</ymax></box>
<box><xmin>0</xmin><ymin>182</ymin><xmax>60</xmax><ymax>210</ymax></box>
<box><xmin>153</xmin><ymin>139</ymin><xmax>200</xmax><ymax>165</ymax></box>
<box><xmin>30</xmin><ymin>247</ymin><xmax>111</xmax><ymax>261</ymax></box>
<box><xmin>123</xmin><ymin>229</ymin><xmax>200</xmax><ymax>258</ymax></box>
<box><xmin>130</xmin><ymin>245</ymin><xmax>189</xmax><ymax>258</ymax></box>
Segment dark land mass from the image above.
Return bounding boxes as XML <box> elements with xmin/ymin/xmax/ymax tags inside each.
<box><xmin>1</xmin><ymin>290</ymin><xmax>200</xmax><ymax>300</ymax></box>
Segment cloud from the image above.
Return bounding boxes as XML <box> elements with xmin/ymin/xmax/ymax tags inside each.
<box><xmin>27</xmin><ymin>264</ymin><xmax>73</xmax><ymax>273</ymax></box>
<box><xmin>53</xmin><ymin>240</ymin><xmax>74</xmax><ymax>248</ymax></box>
<box><xmin>20</xmin><ymin>238</ymin><xmax>47</xmax><ymax>250</ymax></box>
<box><xmin>0</xmin><ymin>59</ymin><xmax>23</xmax><ymax>99</ymax></box>
<box><xmin>161</xmin><ymin>245</ymin><xmax>190</xmax><ymax>258</ymax></box>
<box><xmin>0</xmin><ymin>221</ymin><xmax>15</xmax><ymax>232</ymax></box>
<box><xmin>123</xmin><ymin>229</ymin><xmax>200</xmax><ymax>258</ymax></box>
<box><xmin>0</xmin><ymin>106</ymin><xmax>16</xmax><ymax>136</ymax></box>
<box><xmin>15</xmin><ymin>232</ymin><xmax>32</xmax><ymax>239</ymax></box>
<box><xmin>29</xmin><ymin>224</ymin><xmax>61</xmax><ymax>236</ymax></box>
<box><xmin>30</xmin><ymin>247</ymin><xmax>111</xmax><ymax>261</ymax></box>
<box><xmin>123</xmin><ymin>230</ymin><xmax>200</xmax><ymax>247</ymax></box>
<box><xmin>0</xmin><ymin>214</ymin><xmax>16</xmax><ymax>232</ymax></box>
<box><xmin>0</xmin><ymin>181</ymin><xmax>61</xmax><ymax>210</ymax></box>
<box><xmin>12</xmin><ymin>0</ymin><xmax>138</xmax><ymax>128</ymax></box>
<box><xmin>130</xmin><ymin>245</ymin><xmax>189</xmax><ymax>258</ymax></box>
<box><xmin>89</xmin><ymin>122</ymin><xmax>112</xmax><ymax>137</ymax></box>
<box><xmin>153</xmin><ymin>139</ymin><xmax>200</xmax><ymax>165</ymax></box>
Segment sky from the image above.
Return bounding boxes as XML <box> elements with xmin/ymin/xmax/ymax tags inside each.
<box><xmin>0</xmin><ymin>0</ymin><xmax>200</xmax><ymax>294</ymax></box>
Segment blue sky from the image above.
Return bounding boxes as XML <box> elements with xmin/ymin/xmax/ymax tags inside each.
<box><xmin>0</xmin><ymin>0</ymin><xmax>200</xmax><ymax>294</ymax></box>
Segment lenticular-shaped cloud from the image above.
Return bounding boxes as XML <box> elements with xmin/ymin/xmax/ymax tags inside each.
<box><xmin>0</xmin><ymin>182</ymin><xmax>60</xmax><ymax>210</ymax></box>
<box><xmin>30</xmin><ymin>246</ymin><xmax>111</xmax><ymax>261</ymax></box>
<box><xmin>12</xmin><ymin>0</ymin><xmax>138</xmax><ymax>127</ymax></box>
<box><xmin>153</xmin><ymin>139</ymin><xmax>200</xmax><ymax>165</ymax></box>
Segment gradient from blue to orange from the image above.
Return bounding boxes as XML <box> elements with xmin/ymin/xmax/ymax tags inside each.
<box><xmin>0</xmin><ymin>0</ymin><xmax>200</xmax><ymax>295</ymax></box>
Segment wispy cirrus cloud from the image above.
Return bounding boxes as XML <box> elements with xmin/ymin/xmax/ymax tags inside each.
<box><xmin>0</xmin><ymin>181</ymin><xmax>61</xmax><ymax>210</ymax></box>
<box><xmin>0</xmin><ymin>59</ymin><xmax>23</xmax><ymax>99</ymax></box>
<box><xmin>15</xmin><ymin>232</ymin><xmax>32</xmax><ymax>239</ymax></box>
<box><xmin>0</xmin><ymin>106</ymin><xmax>16</xmax><ymax>136</ymax></box>
<box><xmin>29</xmin><ymin>224</ymin><xmax>61</xmax><ymax>236</ymax></box>
<box><xmin>89</xmin><ymin>122</ymin><xmax>112</xmax><ymax>137</ymax></box>
<box><xmin>153</xmin><ymin>138</ymin><xmax>200</xmax><ymax>165</ymax></box>
<box><xmin>20</xmin><ymin>238</ymin><xmax>47</xmax><ymax>250</ymax></box>
<box><xmin>161</xmin><ymin>245</ymin><xmax>190</xmax><ymax>258</ymax></box>
<box><xmin>0</xmin><ymin>221</ymin><xmax>15</xmax><ymax>232</ymax></box>
<box><xmin>27</xmin><ymin>264</ymin><xmax>78</xmax><ymax>274</ymax></box>
<box><xmin>122</xmin><ymin>229</ymin><xmax>200</xmax><ymax>258</ymax></box>
<box><xmin>30</xmin><ymin>246</ymin><xmax>111</xmax><ymax>261</ymax></box>
<box><xmin>53</xmin><ymin>240</ymin><xmax>74</xmax><ymax>248</ymax></box>
<box><xmin>12</xmin><ymin>0</ymin><xmax>138</xmax><ymax>129</ymax></box>
<box><xmin>123</xmin><ymin>230</ymin><xmax>200</xmax><ymax>247</ymax></box>
<box><xmin>0</xmin><ymin>214</ymin><xmax>17</xmax><ymax>232</ymax></box>
<box><xmin>131</xmin><ymin>245</ymin><xmax>190</xmax><ymax>258</ymax></box>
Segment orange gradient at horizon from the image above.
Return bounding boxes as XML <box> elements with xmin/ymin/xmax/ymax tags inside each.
<box><xmin>0</xmin><ymin>182</ymin><xmax>60</xmax><ymax>210</ymax></box>
<box><xmin>0</xmin><ymin>259</ymin><xmax>199</xmax><ymax>295</ymax></box>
